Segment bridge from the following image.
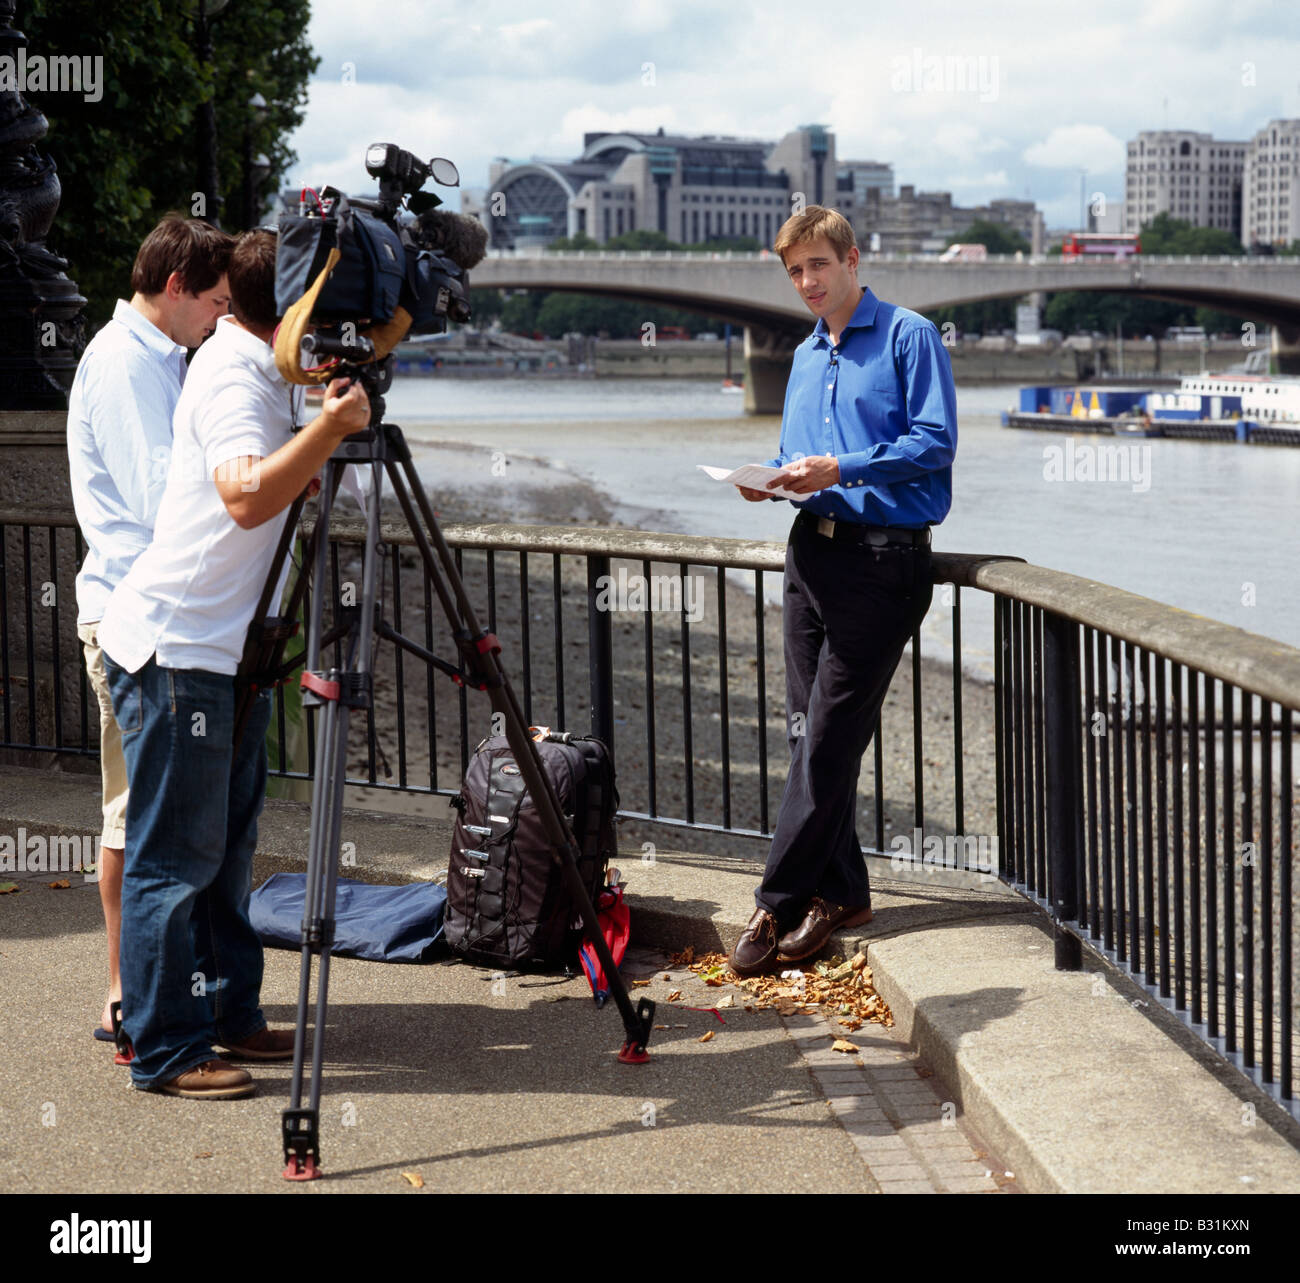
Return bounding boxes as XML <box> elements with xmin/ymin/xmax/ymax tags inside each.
<box><xmin>470</xmin><ymin>252</ymin><xmax>1300</xmax><ymax>411</ymax></box>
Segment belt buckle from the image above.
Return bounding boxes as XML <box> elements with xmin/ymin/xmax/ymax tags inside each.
<box><xmin>815</xmin><ymin>516</ymin><xmax>835</xmax><ymax>539</ymax></box>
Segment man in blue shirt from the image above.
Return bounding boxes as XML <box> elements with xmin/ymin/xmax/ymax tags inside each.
<box><xmin>729</xmin><ymin>206</ymin><xmax>957</xmax><ymax>976</ymax></box>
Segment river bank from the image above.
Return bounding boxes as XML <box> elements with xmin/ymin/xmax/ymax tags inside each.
<box><xmin>328</xmin><ymin>440</ymin><xmax>1000</xmax><ymax>860</ymax></box>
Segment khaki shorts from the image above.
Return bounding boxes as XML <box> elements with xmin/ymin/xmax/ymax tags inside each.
<box><xmin>78</xmin><ymin>621</ymin><xmax>128</xmax><ymax>849</ymax></box>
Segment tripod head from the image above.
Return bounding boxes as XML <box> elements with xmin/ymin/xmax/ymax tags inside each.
<box><xmin>299</xmin><ymin>332</ymin><xmax>393</xmax><ymax>428</ymax></box>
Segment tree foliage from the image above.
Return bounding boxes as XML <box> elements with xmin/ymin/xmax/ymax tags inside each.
<box><xmin>21</xmin><ymin>0</ymin><xmax>317</xmax><ymax>327</ymax></box>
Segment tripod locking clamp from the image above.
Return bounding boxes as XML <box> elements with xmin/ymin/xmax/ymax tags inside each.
<box><xmin>301</xmin><ymin>669</ymin><xmax>373</xmax><ymax>709</ymax></box>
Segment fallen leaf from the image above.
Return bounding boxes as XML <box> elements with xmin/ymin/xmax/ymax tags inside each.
<box><xmin>662</xmin><ymin>974</ymin><xmax>671</xmax><ymax>981</ymax></box>
<box><xmin>838</xmin><ymin>1018</ymin><xmax>863</xmax><ymax>1031</ymax></box>
<box><xmin>631</xmin><ymin>979</ymin><xmax>652</xmax><ymax>987</ymax></box>
<box><xmin>698</xmin><ymin>1030</ymin><xmax>714</xmax><ymax>1043</ymax></box>
<box><xmin>715</xmin><ymin>995</ymin><xmax>735</xmax><ymax>1009</ymax></box>
<box><xmin>917</xmin><ymin>1067</ymin><xmax>933</xmax><ymax>1078</ymax></box>
<box><xmin>850</xmin><ymin>952</ymin><xmax>868</xmax><ymax>971</ymax></box>
<box><xmin>831</xmin><ymin>1039</ymin><xmax>860</xmax><ymax>1055</ymax></box>
<box><xmin>401</xmin><ymin>1171</ymin><xmax>425</xmax><ymax>1188</ymax></box>
<box><xmin>0</xmin><ymin>883</ymin><xmax>18</xmax><ymax>894</ymax></box>
<box><xmin>48</xmin><ymin>879</ymin><xmax>71</xmax><ymax>890</ymax></box>
<box><xmin>194</xmin><ymin>1151</ymin><xmax>213</xmax><ymax>1159</ymax></box>
<box><xmin>668</xmin><ymin>946</ymin><xmax>695</xmax><ymax>966</ymax></box>
<box><xmin>666</xmin><ymin>989</ymin><xmax>682</xmax><ymax>1003</ymax></box>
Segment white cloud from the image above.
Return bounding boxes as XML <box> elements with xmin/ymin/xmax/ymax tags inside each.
<box><xmin>931</xmin><ymin>122</ymin><xmax>1009</xmax><ymax>160</ymax></box>
<box><xmin>1022</xmin><ymin>125</ymin><xmax>1126</xmax><ymax>173</ymax></box>
<box><xmin>283</xmin><ymin>0</ymin><xmax>1300</xmax><ymax>218</ymax></box>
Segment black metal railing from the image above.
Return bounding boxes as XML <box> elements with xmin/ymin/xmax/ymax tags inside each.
<box><xmin>3</xmin><ymin>509</ymin><xmax>1296</xmax><ymax>1115</ymax></box>
<box><xmin>983</xmin><ymin>561</ymin><xmax>1299</xmax><ymax>1119</ymax></box>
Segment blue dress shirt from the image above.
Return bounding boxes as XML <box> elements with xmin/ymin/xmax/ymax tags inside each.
<box><xmin>768</xmin><ymin>286</ymin><xmax>957</xmax><ymax>527</ymax></box>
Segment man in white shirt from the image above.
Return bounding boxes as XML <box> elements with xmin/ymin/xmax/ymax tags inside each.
<box><xmin>98</xmin><ymin>229</ymin><xmax>370</xmax><ymax>1098</ymax></box>
<box><xmin>67</xmin><ymin>215</ymin><xmax>234</xmax><ymax>1040</ymax></box>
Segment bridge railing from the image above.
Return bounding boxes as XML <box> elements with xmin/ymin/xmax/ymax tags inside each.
<box><xmin>485</xmin><ymin>249</ymin><xmax>1282</xmax><ymax>267</ymax></box>
<box><xmin>2</xmin><ymin>510</ymin><xmax>1296</xmax><ymax>1117</ymax></box>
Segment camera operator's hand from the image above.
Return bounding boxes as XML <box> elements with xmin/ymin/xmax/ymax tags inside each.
<box><xmin>319</xmin><ymin>377</ymin><xmax>370</xmax><ymax>441</ymax></box>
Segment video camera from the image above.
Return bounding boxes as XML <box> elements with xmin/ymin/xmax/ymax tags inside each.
<box><xmin>273</xmin><ymin>143</ymin><xmax>489</xmax><ymax>389</ymax></box>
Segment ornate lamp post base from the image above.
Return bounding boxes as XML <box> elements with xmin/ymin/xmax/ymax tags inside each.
<box><xmin>0</xmin><ymin>0</ymin><xmax>86</xmax><ymax>409</ymax></box>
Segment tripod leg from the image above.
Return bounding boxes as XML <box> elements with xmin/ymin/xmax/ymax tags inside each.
<box><xmin>380</xmin><ymin>432</ymin><xmax>654</xmax><ymax>1060</ymax></box>
<box><xmin>283</xmin><ymin>455</ymin><xmax>386</xmax><ymax>1180</ymax></box>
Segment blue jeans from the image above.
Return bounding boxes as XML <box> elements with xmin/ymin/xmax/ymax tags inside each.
<box><xmin>104</xmin><ymin>654</ymin><xmax>272</xmax><ymax>1088</ymax></box>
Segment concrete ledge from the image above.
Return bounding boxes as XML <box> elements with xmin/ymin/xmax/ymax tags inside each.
<box><xmin>867</xmin><ymin>912</ymin><xmax>1300</xmax><ymax>1193</ymax></box>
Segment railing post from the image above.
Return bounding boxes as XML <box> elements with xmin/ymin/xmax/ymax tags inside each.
<box><xmin>1044</xmin><ymin>609</ymin><xmax>1083</xmax><ymax>970</ymax></box>
<box><xmin>587</xmin><ymin>554</ymin><xmax>615</xmax><ymax>762</ymax></box>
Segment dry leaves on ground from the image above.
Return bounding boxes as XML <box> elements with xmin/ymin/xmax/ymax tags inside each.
<box><xmin>401</xmin><ymin>1171</ymin><xmax>425</xmax><ymax>1188</ymax></box>
<box><xmin>48</xmin><ymin>880</ymin><xmax>71</xmax><ymax>890</ymax></box>
<box><xmin>680</xmin><ymin>950</ymin><xmax>893</xmax><ymax>1028</ymax></box>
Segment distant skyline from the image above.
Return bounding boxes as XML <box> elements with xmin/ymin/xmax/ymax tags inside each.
<box><xmin>285</xmin><ymin>0</ymin><xmax>1300</xmax><ymax>231</ymax></box>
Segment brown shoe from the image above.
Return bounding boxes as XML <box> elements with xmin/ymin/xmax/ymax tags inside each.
<box><xmin>777</xmin><ymin>897</ymin><xmax>874</xmax><ymax>962</ymax></box>
<box><xmin>156</xmin><ymin>1058</ymin><xmax>255</xmax><ymax>1100</ymax></box>
<box><xmin>729</xmin><ymin>907</ymin><xmax>781</xmax><ymax>977</ymax></box>
<box><xmin>218</xmin><ymin>1026</ymin><xmax>296</xmax><ymax>1061</ymax></box>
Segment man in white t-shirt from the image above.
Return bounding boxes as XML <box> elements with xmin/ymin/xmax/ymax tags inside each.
<box><xmin>98</xmin><ymin>229</ymin><xmax>370</xmax><ymax>1099</ymax></box>
<box><xmin>67</xmin><ymin>215</ymin><xmax>234</xmax><ymax>1040</ymax></box>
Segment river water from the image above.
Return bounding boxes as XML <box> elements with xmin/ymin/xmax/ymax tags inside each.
<box><xmin>382</xmin><ymin>375</ymin><xmax>1300</xmax><ymax>676</ymax></box>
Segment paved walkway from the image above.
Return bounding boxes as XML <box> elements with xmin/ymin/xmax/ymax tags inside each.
<box><xmin>3</xmin><ymin>763</ymin><xmax>1298</xmax><ymax>1194</ymax></box>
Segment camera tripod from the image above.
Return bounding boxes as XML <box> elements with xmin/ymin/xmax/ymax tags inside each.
<box><xmin>234</xmin><ymin>362</ymin><xmax>655</xmax><ymax>1181</ymax></box>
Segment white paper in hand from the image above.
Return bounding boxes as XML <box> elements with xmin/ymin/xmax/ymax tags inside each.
<box><xmin>698</xmin><ymin>463</ymin><xmax>803</xmax><ymax>501</ymax></box>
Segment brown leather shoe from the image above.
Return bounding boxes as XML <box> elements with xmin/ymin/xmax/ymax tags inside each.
<box><xmin>729</xmin><ymin>907</ymin><xmax>781</xmax><ymax>977</ymax></box>
<box><xmin>776</xmin><ymin>897</ymin><xmax>874</xmax><ymax>962</ymax></box>
<box><xmin>156</xmin><ymin>1058</ymin><xmax>255</xmax><ymax>1100</ymax></box>
<box><xmin>218</xmin><ymin>1026</ymin><xmax>296</xmax><ymax>1061</ymax></box>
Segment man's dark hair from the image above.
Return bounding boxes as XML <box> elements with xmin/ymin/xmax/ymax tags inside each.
<box><xmin>130</xmin><ymin>215</ymin><xmax>234</xmax><ymax>297</ymax></box>
<box><xmin>228</xmin><ymin>229</ymin><xmax>280</xmax><ymax>332</ymax></box>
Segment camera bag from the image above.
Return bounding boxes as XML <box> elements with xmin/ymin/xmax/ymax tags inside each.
<box><xmin>275</xmin><ymin>192</ymin><xmax>406</xmax><ymax>326</ymax></box>
<box><xmin>444</xmin><ymin>730</ymin><xmax>617</xmax><ymax>969</ymax></box>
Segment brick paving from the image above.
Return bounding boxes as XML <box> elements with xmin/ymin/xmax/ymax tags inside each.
<box><xmin>781</xmin><ymin>1007</ymin><xmax>1023</xmax><ymax>1194</ymax></box>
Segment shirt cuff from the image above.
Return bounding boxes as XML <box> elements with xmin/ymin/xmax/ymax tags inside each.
<box><xmin>835</xmin><ymin>452</ymin><xmax>872</xmax><ymax>489</ymax></box>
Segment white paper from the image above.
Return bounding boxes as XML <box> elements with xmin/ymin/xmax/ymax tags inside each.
<box><xmin>698</xmin><ymin>463</ymin><xmax>803</xmax><ymax>501</ymax></box>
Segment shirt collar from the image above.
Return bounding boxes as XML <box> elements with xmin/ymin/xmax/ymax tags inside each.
<box><xmin>212</xmin><ymin>313</ymin><xmax>282</xmax><ymax>380</ymax></box>
<box><xmin>811</xmin><ymin>286</ymin><xmax>881</xmax><ymax>347</ymax></box>
<box><xmin>112</xmin><ymin>298</ymin><xmax>187</xmax><ymax>365</ymax></box>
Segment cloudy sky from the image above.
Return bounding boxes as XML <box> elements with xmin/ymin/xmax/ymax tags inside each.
<box><xmin>286</xmin><ymin>0</ymin><xmax>1300</xmax><ymax>230</ymax></box>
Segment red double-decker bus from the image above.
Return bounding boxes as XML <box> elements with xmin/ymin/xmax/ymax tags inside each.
<box><xmin>1060</xmin><ymin>232</ymin><xmax>1141</xmax><ymax>260</ymax></box>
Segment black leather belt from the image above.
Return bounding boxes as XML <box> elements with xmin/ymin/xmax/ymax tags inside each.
<box><xmin>799</xmin><ymin>510</ymin><xmax>931</xmax><ymax>547</ymax></box>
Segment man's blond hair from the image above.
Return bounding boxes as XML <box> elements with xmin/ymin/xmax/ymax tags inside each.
<box><xmin>773</xmin><ymin>206</ymin><xmax>857</xmax><ymax>263</ymax></box>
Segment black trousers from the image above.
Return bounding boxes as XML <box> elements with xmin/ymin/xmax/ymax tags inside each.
<box><xmin>757</xmin><ymin>515</ymin><xmax>933</xmax><ymax>929</ymax></box>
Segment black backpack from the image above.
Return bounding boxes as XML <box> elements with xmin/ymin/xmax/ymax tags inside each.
<box><xmin>444</xmin><ymin>731</ymin><xmax>617</xmax><ymax>968</ymax></box>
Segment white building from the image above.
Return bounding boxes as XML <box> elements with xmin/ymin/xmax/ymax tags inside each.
<box><xmin>1123</xmin><ymin>130</ymin><xmax>1245</xmax><ymax>237</ymax></box>
<box><xmin>1242</xmin><ymin>119</ymin><xmax>1300</xmax><ymax>250</ymax></box>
